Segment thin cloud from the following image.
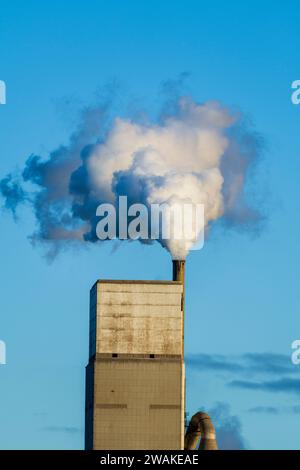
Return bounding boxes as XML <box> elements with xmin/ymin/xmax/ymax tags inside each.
<box><xmin>229</xmin><ymin>378</ymin><xmax>300</xmax><ymax>396</ymax></box>
<box><xmin>187</xmin><ymin>352</ymin><xmax>300</xmax><ymax>398</ymax></box>
<box><xmin>186</xmin><ymin>352</ymin><xmax>298</xmax><ymax>376</ymax></box>
<box><xmin>41</xmin><ymin>426</ymin><xmax>82</xmax><ymax>434</ymax></box>
<box><xmin>186</xmin><ymin>353</ymin><xmax>243</xmax><ymax>373</ymax></box>
<box><xmin>247</xmin><ymin>405</ymin><xmax>300</xmax><ymax>414</ymax></box>
<box><xmin>248</xmin><ymin>406</ymin><xmax>279</xmax><ymax>414</ymax></box>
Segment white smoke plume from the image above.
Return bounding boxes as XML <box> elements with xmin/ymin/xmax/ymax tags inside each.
<box><xmin>0</xmin><ymin>93</ymin><xmax>263</xmax><ymax>259</ymax></box>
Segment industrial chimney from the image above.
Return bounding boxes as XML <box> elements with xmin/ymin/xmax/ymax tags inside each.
<box><xmin>172</xmin><ymin>260</ymin><xmax>185</xmax><ymax>283</ymax></box>
<box><xmin>172</xmin><ymin>260</ymin><xmax>185</xmax><ymax>311</ymax></box>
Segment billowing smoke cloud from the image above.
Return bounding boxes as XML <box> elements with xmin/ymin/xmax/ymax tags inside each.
<box><xmin>0</xmin><ymin>94</ymin><xmax>262</xmax><ymax>259</ymax></box>
<box><xmin>208</xmin><ymin>402</ymin><xmax>247</xmax><ymax>450</ymax></box>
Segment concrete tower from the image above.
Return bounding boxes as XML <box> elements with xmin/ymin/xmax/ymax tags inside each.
<box><xmin>85</xmin><ymin>279</ymin><xmax>185</xmax><ymax>450</ymax></box>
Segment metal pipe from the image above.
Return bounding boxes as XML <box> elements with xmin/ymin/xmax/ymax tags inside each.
<box><xmin>172</xmin><ymin>260</ymin><xmax>185</xmax><ymax>310</ymax></box>
<box><xmin>172</xmin><ymin>260</ymin><xmax>185</xmax><ymax>283</ymax></box>
<box><xmin>184</xmin><ymin>413</ymin><xmax>201</xmax><ymax>450</ymax></box>
<box><xmin>185</xmin><ymin>412</ymin><xmax>218</xmax><ymax>450</ymax></box>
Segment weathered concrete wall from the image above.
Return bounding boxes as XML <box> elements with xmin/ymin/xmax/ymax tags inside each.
<box><xmin>92</xmin><ymin>358</ymin><xmax>182</xmax><ymax>450</ymax></box>
<box><xmin>85</xmin><ymin>280</ymin><xmax>184</xmax><ymax>450</ymax></box>
<box><xmin>91</xmin><ymin>281</ymin><xmax>183</xmax><ymax>356</ymax></box>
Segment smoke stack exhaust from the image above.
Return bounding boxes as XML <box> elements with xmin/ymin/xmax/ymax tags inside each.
<box><xmin>172</xmin><ymin>260</ymin><xmax>185</xmax><ymax>283</ymax></box>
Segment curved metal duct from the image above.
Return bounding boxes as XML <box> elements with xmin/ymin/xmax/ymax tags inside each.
<box><xmin>185</xmin><ymin>411</ymin><xmax>218</xmax><ymax>450</ymax></box>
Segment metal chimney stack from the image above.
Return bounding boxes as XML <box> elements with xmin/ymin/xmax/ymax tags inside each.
<box><xmin>172</xmin><ymin>260</ymin><xmax>185</xmax><ymax>310</ymax></box>
<box><xmin>172</xmin><ymin>260</ymin><xmax>185</xmax><ymax>284</ymax></box>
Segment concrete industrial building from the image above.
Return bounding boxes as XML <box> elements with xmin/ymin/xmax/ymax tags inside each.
<box><xmin>85</xmin><ymin>278</ymin><xmax>185</xmax><ymax>450</ymax></box>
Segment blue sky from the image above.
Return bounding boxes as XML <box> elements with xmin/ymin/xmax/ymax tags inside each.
<box><xmin>0</xmin><ymin>0</ymin><xmax>300</xmax><ymax>449</ymax></box>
